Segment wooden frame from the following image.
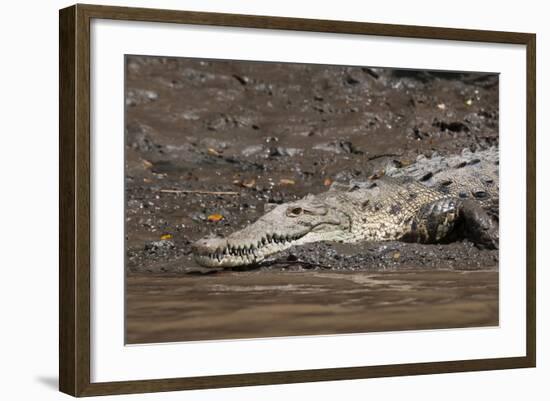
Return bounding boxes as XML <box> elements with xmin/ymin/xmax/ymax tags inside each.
<box><xmin>59</xmin><ymin>3</ymin><xmax>536</xmax><ymax>397</ymax></box>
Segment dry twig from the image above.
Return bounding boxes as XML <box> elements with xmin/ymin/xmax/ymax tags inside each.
<box><xmin>159</xmin><ymin>189</ymin><xmax>239</xmax><ymax>196</ymax></box>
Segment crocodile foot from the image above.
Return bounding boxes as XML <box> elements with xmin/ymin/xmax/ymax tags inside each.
<box><xmin>403</xmin><ymin>198</ymin><xmax>498</xmax><ymax>249</ymax></box>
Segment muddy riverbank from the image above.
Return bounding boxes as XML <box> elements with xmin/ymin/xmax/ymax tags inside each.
<box><xmin>125</xmin><ymin>56</ymin><xmax>499</xmax><ymax>274</ymax></box>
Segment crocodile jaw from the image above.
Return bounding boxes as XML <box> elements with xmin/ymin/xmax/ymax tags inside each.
<box><xmin>192</xmin><ymin>223</ymin><xmax>345</xmax><ymax>268</ymax></box>
<box><xmin>193</xmin><ymin>232</ymin><xmax>304</xmax><ymax>268</ymax></box>
<box><xmin>192</xmin><ymin>194</ymin><xmax>351</xmax><ymax>268</ymax></box>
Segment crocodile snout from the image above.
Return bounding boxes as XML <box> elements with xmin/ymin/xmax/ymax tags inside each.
<box><xmin>191</xmin><ymin>236</ymin><xmax>227</xmax><ymax>256</ymax></box>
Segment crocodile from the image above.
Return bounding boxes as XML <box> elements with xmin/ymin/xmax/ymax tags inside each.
<box><xmin>192</xmin><ymin>147</ymin><xmax>499</xmax><ymax>268</ymax></box>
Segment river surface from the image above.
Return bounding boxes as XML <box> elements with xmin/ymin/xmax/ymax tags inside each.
<box><xmin>126</xmin><ymin>269</ymin><xmax>498</xmax><ymax>344</ymax></box>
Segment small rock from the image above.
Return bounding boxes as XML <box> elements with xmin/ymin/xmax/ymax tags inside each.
<box><xmin>241</xmin><ymin>145</ymin><xmax>264</xmax><ymax>157</ymax></box>
<box><xmin>268</xmin><ymin>147</ymin><xmax>302</xmax><ymax>157</ymax></box>
<box><xmin>126</xmin><ymin>89</ymin><xmax>159</xmax><ymax>106</ymax></box>
<box><xmin>287</xmin><ymin>254</ymin><xmax>298</xmax><ymax>262</ymax></box>
<box><xmin>313</xmin><ymin>140</ymin><xmax>362</xmax><ymax>155</ymax></box>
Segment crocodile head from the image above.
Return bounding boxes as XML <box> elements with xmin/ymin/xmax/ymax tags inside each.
<box><xmin>192</xmin><ymin>194</ymin><xmax>351</xmax><ymax>267</ymax></box>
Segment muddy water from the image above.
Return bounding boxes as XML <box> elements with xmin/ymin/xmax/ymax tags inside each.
<box><xmin>126</xmin><ymin>269</ymin><xmax>498</xmax><ymax>344</ymax></box>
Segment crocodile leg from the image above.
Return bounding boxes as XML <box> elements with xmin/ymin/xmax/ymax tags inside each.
<box><xmin>402</xmin><ymin>198</ymin><xmax>498</xmax><ymax>249</ymax></box>
<box><xmin>402</xmin><ymin>198</ymin><xmax>461</xmax><ymax>244</ymax></box>
<box><xmin>458</xmin><ymin>199</ymin><xmax>499</xmax><ymax>249</ymax></box>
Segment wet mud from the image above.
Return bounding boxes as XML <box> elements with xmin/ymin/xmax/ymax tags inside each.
<box><xmin>124</xmin><ymin>56</ymin><xmax>499</xmax><ymax>343</ymax></box>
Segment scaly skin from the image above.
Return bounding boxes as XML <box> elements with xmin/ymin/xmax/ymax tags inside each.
<box><xmin>192</xmin><ymin>147</ymin><xmax>499</xmax><ymax>268</ymax></box>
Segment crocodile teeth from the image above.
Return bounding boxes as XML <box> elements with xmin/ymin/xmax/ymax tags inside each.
<box><xmin>201</xmin><ymin>232</ymin><xmax>304</xmax><ymax>265</ymax></box>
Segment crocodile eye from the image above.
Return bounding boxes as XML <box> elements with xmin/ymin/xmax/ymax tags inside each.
<box><xmin>288</xmin><ymin>207</ymin><xmax>303</xmax><ymax>216</ymax></box>
<box><xmin>472</xmin><ymin>190</ymin><xmax>488</xmax><ymax>199</ymax></box>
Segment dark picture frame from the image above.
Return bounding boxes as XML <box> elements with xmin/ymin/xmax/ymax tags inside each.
<box><xmin>59</xmin><ymin>3</ymin><xmax>536</xmax><ymax>397</ymax></box>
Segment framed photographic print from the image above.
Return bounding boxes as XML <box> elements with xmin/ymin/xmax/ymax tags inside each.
<box><xmin>59</xmin><ymin>4</ymin><xmax>536</xmax><ymax>397</ymax></box>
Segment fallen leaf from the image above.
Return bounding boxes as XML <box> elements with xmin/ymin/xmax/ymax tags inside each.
<box><xmin>393</xmin><ymin>251</ymin><xmax>401</xmax><ymax>260</ymax></box>
<box><xmin>207</xmin><ymin>214</ymin><xmax>224</xmax><ymax>222</ymax></box>
<box><xmin>368</xmin><ymin>171</ymin><xmax>385</xmax><ymax>180</ymax></box>
<box><xmin>160</xmin><ymin>234</ymin><xmax>173</xmax><ymax>240</ymax></box>
<box><xmin>241</xmin><ymin>179</ymin><xmax>256</xmax><ymax>188</ymax></box>
<box><xmin>207</xmin><ymin>147</ymin><xmax>221</xmax><ymax>156</ymax></box>
<box><xmin>142</xmin><ymin>159</ymin><xmax>153</xmax><ymax>169</ymax></box>
<box><xmin>279</xmin><ymin>178</ymin><xmax>296</xmax><ymax>185</ymax></box>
